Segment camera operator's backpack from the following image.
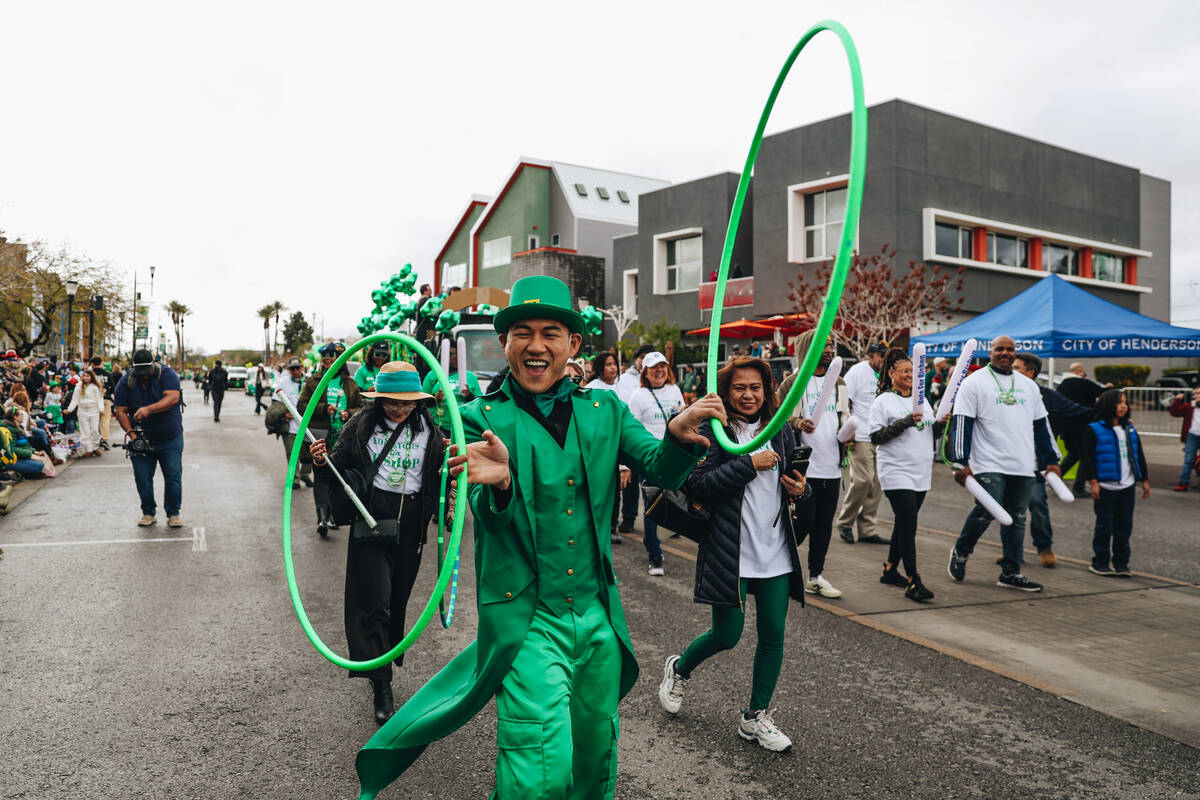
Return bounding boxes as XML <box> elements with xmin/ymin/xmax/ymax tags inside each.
<box><xmin>265</xmin><ymin>399</ymin><xmax>289</xmax><ymax>436</ymax></box>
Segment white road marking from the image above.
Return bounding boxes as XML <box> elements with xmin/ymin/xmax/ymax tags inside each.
<box><xmin>3</xmin><ymin>536</ymin><xmax>192</xmax><ymax>548</ymax></box>
<box><xmin>192</xmin><ymin>526</ymin><xmax>207</xmax><ymax>552</ymax></box>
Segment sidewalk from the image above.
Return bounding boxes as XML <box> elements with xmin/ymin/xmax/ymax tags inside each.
<box><xmin>635</xmin><ymin>520</ymin><xmax>1200</xmax><ymax>750</ymax></box>
<box><xmin>0</xmin><ymin>452</ymin><xmax>82</xmax><ymax>516</ymax></box>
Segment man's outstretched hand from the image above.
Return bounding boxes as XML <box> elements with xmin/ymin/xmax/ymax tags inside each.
<box><xmin>446</xmin><ymin>430</ymin><xmax>511</xmax><ymax>490</ymax></box>
<box><xmin>667</xmin><ymin>393</ymin><xmax>728</xmax><ymax>448</ymax></box>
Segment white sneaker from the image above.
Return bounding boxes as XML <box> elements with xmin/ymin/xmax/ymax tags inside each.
<box><xmin>804</xmin><ymin>574</ymin><xmax>842</xmax><ymax>598</ymax></box>
<box><xmin>737</xmin><ymin>709</ymin><xmax>792</xmax><ymax>753</ymax></box>
<box><xmin>658</xmin><ymin>655</ymin><xmax>687</xmax><ymax>714</ymax></box>
<box><xmin>648</xmin><ymin>556</ymin><xmax>664</xmax><ymax>577</ymax></box>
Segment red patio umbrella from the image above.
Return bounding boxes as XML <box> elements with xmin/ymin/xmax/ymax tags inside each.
<box><xmin>686</xmin><ymin>318</ymin><xmax>780</xmax><ymax>338</ymax></box>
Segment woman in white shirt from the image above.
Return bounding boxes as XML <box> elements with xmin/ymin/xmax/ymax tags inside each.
<box><xmin>867</xmin><ymin>348</ymin><xmax>941</xmax><ymax>602</ymax></box>
<box><xmin>66</xmin><ymin>369</ymin><xmax>105</xmax><ymax>458</ymax></box>
<box><xmin>585</xmin><ymin>352</ymin><xmax>630</xmax><ymax>544</ymax></box>
<box><xmin>628</xmin><ymin>352</ymin><xmax>685</xmax><ymax>576</ymax></box>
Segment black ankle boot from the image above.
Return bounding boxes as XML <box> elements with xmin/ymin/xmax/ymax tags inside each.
<box><xmin>905</xmin><ymin>574</ymin><xmax>934</xmax><ymax>602</ymax></box>
<box><xmin>879</xmin><ymin>563</ymin><xmax>908</xmax><ymax>587</ymax></box>
<box><xmin>372</xmin><ymin>679</ymin><xmax>394</xmax><ymax>725</ymax></box>
<box><xmin>316</xmin><ymin>505</ymin><xmax>329</xmax><ymax>537</ymax></box>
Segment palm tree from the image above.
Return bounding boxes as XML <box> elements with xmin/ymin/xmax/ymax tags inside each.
<box><xmin>164</xmin><ymin>300</ymin><xmax>191</xmax><ymax>367</ymax></box>
<box><xmin>266</xmin><ymin>300</ymin><xmax>286</xmax><ymax>357</ymax></box>
<box><xmin>256</xmin><ymin>303</ymin><xmax>274</xmax><ymax>362</ymax></box>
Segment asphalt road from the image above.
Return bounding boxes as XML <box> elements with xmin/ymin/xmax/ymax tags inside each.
<box><xmin>2</xmin><ymin>386</ymin><xmax>1198</xmax><ymax>799</ymax></box>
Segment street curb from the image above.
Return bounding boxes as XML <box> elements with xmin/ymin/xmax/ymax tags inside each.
<box><xmin>0</xmin><ymin>455</ymin><xmax>80</xmax><ymax>517</ymax></box>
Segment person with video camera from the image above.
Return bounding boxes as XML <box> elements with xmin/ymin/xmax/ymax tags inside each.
<box><xmin>658</xmin><ymin>356</ymin><xmax>809</xmax><ymax>754</ymax></box>
<box><xmin>113</xmin><ymin>349</ymin><xmax>185</xmax><ymax>528</ymax></box>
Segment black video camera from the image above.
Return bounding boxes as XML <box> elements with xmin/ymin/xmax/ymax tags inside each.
<box><xmin>125</xmin><ymin>424</ymin><xmax>153</xmax><ymax>457</ymax></box>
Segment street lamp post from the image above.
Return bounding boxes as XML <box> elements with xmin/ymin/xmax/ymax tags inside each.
<box><xmin>88</xmin><ymin>294</ymin><xmax>104</xmax><ymax>359</ymax></box>
<box><xmin>131</xmin><ymin>265</ymin><xmax>156</xmax><ymax>357</ymax></box>
<box><xmin>65</xmin><ymin>278</ymin><xmax>80</xmax><ymax>361</ymax></box>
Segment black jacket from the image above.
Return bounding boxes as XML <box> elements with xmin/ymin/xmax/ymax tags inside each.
<box><xmin>326</xmin><ymin>405</ymin><xmax>445</xmax><ymax>542</ymax></box>
<box><xmin>684</xmin><ymin>420</ymin><xmax>808</xmax><ymax>607</ymax></box>
<box><xmin>208</xmin><ymin>366</ymin><xmax>228</xmax><ymax>392</ymax></box>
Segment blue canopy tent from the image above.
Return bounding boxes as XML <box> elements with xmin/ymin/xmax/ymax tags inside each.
<box><xmin>912</xmin><ymin>274</ymin><xmax>1200</xmax><ymax>359</ymax></box>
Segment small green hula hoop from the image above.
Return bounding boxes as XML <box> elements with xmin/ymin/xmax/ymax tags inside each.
<box><xmin>282</xmin><ymin>332</ymin><xmax>467</xmax><ymax>671</ymax></box>
<box><xmin>706</xmin><ymin>20</ymin><xmax>867</xmax><ymax>454</ymax></box>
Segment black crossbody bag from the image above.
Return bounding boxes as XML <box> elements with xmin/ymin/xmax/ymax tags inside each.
<box><xmin>345</xmin><ymin>423</ymin><xmax>408</xmax><ymax>545</ymax></box>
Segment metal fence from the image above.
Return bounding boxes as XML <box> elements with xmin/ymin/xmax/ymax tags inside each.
<box><xmin>1123</xmin><ymin>387</ymin><xmax>1188</xmax><ymax>436</ymax></box>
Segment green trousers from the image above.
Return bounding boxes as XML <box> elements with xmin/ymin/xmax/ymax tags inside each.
<box><xmin>492</xmin><ymin>598</ymin><xmax>621</xmax><ymax>800</ymax></box>
<box><xmin>676</xmin><ymin>573</ymin><xmax>790</xmax><ymax>711</ymax></box>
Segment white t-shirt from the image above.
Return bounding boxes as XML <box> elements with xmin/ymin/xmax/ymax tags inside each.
<box><xmin>868</xmin><ymin>391</ymin><xmax>935</xmax><ymax>492</ymax></box>
<box><xmin>1099</xmin><ymin>426</ymin><xmax>1135</xmax><ymax>491</ymax></box>
<box><xmin>952</xmin><ymin>367</ymin><xmax>1048</xmax><ymax>477</ymax></box>
<box><xmin>628</xmin><ymin>384</ymin><xmax>684</xmax><ymax>440</ymax></box>
<box><xmin>792</xmin><ymin>372</ymin><xmax>841</xmax><ymax>479</ymax></box>
<box><xmin>1189</xmin><ymin>405</ymin><xmax>1200</xmax><ymax>437</ymax></box>
<box><xmin>585</xmin><ymin>378</ymin><xmax>617</xmax><ymax>393</ymax></box>
<box><xmin>274</xmin><ymin>374</ymin><xmax>305</xmax><ymax>435</ymax></box>
<box><xmin>366</xmin><ymin>420</ymin><xmax>431</xmax><ymax>494</ymax></box>
<box><xmin>616</xmin><ymin>368</ymin><xmax>641</xmax><ymax>403</ymax></box>
<box><xmin>732</xmin><ymin>421</ymin><xmax>793</xmax><ymax>579</ymax></box>
<box><xmin>844</xmin><ymin>360</ymin><xmax>879</xmax><ymax>443</ymax></box>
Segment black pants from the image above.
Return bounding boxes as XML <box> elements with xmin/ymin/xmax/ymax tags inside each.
<box><xmin>1092</xmin><ymin>485</ymin><xmax>1135</xmax><ymax>571</ymax></box>
<box><xmin>620</xmin><ymin>470</ymin><xmax>641</xmax><ymax>522</ymax></box>
<box><xmin>884</xmin><ymin>489</ymin><xmax>926</xmax><ymax>578</ymax></box>
<box><xmin>312</xmin><ymin>429</ymin><xmax>334</xmax><ymax>514</ymax></box>
<box><xmin>345</xmin><ymin>491</ymin><xmax>424</xmax><ymax>681</ymax></box>
<box><xmin>795</xmin><ymin>476</ymin><xmax>840</xmax><ymax>576</ymax></box>
<box><xmin>211</xmin><ymin>390</ymin><xmax>224</xmax><ymax>420</ymax></box>
<box><xmin>254</xmin><ymin>386</ymin><xmax>266</xmax><ymax>413</ymax></box>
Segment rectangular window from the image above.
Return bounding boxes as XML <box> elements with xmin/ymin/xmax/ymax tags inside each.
<box><xmin>444</xmin><ymin>262</ymin><xmax>467</xmax><ymax>287</ymax></box>
<box><xmin>666</xmin><ymin>235</ymin><xmax>702</xmax><ymax>293</ymax></box>
<box><xmin>959</xmin><ymin>228</ymin><xmax>973</xmax><ymax>259</ymax></box>
<box><xmin>574</xmin><ymin>183</ymin><xmax>588</xmax><ymax>197</ymax></box>
<box><xmin>551</xmin><ymin>233</ymin><xmax>560</xmax><ymax>247</ymax></box>
<box><xmin>527</xmin><ymin>235</ymin><xmax>539</xmax><ymax>251</ymax></box>
<box><xmin>994</xmin><ymin>233</ymin><xmax>1019</xmax><ymax>267</ymax></box>
<box><xmin>935</xmin><ymin>222</ymin><xmax>975</xmax><ymax>258</ymax></box>
<box><xmin>1093</xmin><ymin>252</ymin><xmax>1124</xmax><ymax>282</ymax></box>
<box><xmin>482</xmin><ymin>236</ymin><xmax>512</xmax><ymax>268</ymax></box>
<box><xmin>1044</xmin><ymin>243</ymin><xmax>1078</xmax><ymax>276</ymax></box>
<box><xmin>802</xmin><ymin>186</ymin><xmax>847</xmax><ymax>259</ymax></box>
<box><xmin>617</xmin><ymin>190</ymin><xmax>630</xmax><ymax>203</ymax></box>
<box><xmin>596</xmin><ymin>187</ymin><xmax>610</xmax><ymax>200</ymax></box>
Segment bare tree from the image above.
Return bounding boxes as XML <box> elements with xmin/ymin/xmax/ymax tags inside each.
<box><xmin>602</xmin><ymin>304</ymin><xmax>637</xmax><ymax>369</ymax></box>
<box><xmin>788</xmin><ymin>245</ymin><xmax>964</xmax><ymax>359</ymax></box>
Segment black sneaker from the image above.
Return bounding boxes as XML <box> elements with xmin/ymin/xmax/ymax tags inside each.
<box><xmin>948</xmin><ymin>547</ymin><xmax>968</xmax><ymax>582</ymax></box>
<box><xmin>1089</xmin><ymin>565</ymin><xmax>1117</xmax><ymax>577</ymax></box>
<box><xmin>1114</xmin><ymin>566</ymin><xmax>1132</xmax><ymax>578</ymax></box>
<box><xmin>905</xmin><ymin>575</ymin><xmax>934</xmax><ymax>602</ymax></box>
<box><xmin>997</xmin><ymin>573</ymin><xmax>1043</xmax><ymax>592</ymax></box>
<box><xmin>860</xmin><ymin>534</ymin><xmax>891</xmax><ymax>545</ymax></box>
<box><xmin>879</xmin><ymin>564</ymin><xmax>908</xmax><ymax>587</ymax></box>
<box><xmin>648</xmin><ymin>555</ymin><xmax>664</xmax><ymax>576</ymax></box>
<box><xmin>617</xmin><ymin>519</ymin><xmax>635</xmax><ymax>533</ymax></box>
<box><xmin>610</xmin><ymin>529</ymin><xmax>623</xmax><ymax>544</ymax></box>
<box><xmin>839</xmin><ymin>526</ymin><xmax>854</xmax><ymax>544</ymax></box>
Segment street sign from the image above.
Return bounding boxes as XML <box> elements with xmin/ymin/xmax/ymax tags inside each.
<box><xmin>158</xmin><ymin>343</ymin><xmax>167</xmax><ymax>353</ymax></box>
<box><xmin>136</xmin><ymin>326</ymin><xmax>149</xmax><ymax>338</ymax></box>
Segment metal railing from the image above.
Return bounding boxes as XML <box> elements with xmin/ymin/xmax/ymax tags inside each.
<box><xmin>1122</xmin><ymin>387</ymin><xmax>1189</xmax><ymax>436</ymax></box>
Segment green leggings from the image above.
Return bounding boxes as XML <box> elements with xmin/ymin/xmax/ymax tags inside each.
<box><xmin>675</xmin><ymin>573</ymin><xmax>791</xmax><ymax>711</ymax></box>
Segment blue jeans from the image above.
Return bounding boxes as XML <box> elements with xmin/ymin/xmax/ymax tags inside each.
<box><xmin>955</xmin><ymin>473</ymin><xmax>1035</xmax><ymax>576</ymax></box>
<box><xmin>131</xmin><ymin>433</ymin><xmax>184</xmax><ymax>516</ymax></box>
<box><xmin>1028</xmin><ymin>479</ymin><xmax>1053</xmax><ymax>551</ymax></box>
<box><xmin>11</xmin><ymin>459</ymin><xmax>46</xmax><ymax>476</ymax></box>
<box><xmin>1180</xmin><ymin>433</ymin><xmax>1200</xmax><ymax>483</ymax></box>
<box><xmin>1093</xmin><ymin>485</ymin><xmax>1135</xmax><ymax>571</ymax></box>
<box><xmin>640</xmin><ymin>479</ymin><xmax>661</xmax><ymax>559</ymax></box>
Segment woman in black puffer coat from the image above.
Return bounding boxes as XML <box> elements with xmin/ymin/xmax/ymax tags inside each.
<box><xmin>656</xmin><ymin>357</ymin><xmax>810</xmax><ymax>753</ymax></box>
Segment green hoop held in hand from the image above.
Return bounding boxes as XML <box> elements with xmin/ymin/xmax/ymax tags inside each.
<box><xmin>706</xmin><ymin>19</ymin><xmax>867</xmax><ymax>454</ymax></box>
<box><xmin>282</xmin><ymin>331</ymin><xmax>468</xmax><ymax>671</ymax></box>
<box><xmin>436</xmin><ymin>447</ymin><xmax>460</xmax><ymax>628</ymax></box>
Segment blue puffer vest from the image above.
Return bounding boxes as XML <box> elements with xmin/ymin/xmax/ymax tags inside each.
<box><xmin>1089</xmin><ymin>421</ymin><xmax>1144</xmax><ymax>483</ymax></box>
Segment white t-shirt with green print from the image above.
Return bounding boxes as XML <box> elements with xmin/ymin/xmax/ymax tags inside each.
<box><xmin>366</xmin><ymin>420</ymin><xmax>430</xmax><ymax>494</ymax></box>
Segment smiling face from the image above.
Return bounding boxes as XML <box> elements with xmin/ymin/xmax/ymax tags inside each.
<box><xmin>381</xmin><ymin>398</ymin><xmax>416</xmax><ymax>424</ymax></box>
<box><xmin>990</xmin><ymin>336</ymin><xmax>1016</xmax><ymax>371</ymax></box>
<box><xmin>889</xmin><ymin>359</ymin><xmax>913</xmax><ymax>393</ymax></box>
<box><xmin>728</xmin><ymin>366</ymin><xmax>765</xmax><ymax>418</ymax></box>
<box><xmin>500</xmin><ymin>319</ymin><xmax>581</xmax><ymax>394</ymax></box>
<box><xmin>646</xmin><ymin>363</ymin><xmax>669</xmax><ymax>388</ymax></box>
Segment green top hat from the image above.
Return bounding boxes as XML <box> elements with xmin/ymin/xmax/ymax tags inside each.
<box><xmin>493</xmin><ymin>275</ymin><xmax>584</xmax><ymax>336</ymax></box>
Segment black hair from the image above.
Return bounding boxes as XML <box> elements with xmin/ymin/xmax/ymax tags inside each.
<box><xmin>1093</xmin><ymin>388</ymin><xmax>1130</xmax><ymax>426</ymax></box>
<box><xmin>367</xmin><ymin>397</ymin><xmax>429</xmax><ymax>438</ymax></box>
<box><xmin>592</xmin><ymin>351</ymin><xmax>618</xmax><ymax>380</ymax></box>
<box><xmin>633</xmin><ymin>344</ymin><xmax>655</xmax><ymax>359</ymax></box>
<box><xmin>1015</xmin><ymin>352</ymin><xmax>1042</xmax><ymax>377</ymax></box>
<box><xmin>876</xmin><ymin>347</ymin><xmax>911</xmax><ymax>394</ymax></box>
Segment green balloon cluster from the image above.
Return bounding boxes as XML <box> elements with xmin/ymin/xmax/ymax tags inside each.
<box><xmin>358</xmin><ymin>263</ymin><xmax>422</xmax><ymax>336</ymax></box>
<box><xmin>581</xmin><ymin>306</ymin><xmax>604</xmax><ymax>337</ymax></box>
<box><xmin>435</xmin><ymin>309</ymin><xmax>461</xmax><ymax>333</ymax></box>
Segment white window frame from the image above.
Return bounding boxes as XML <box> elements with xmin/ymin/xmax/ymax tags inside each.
<box><xmin>482</xmin><ymin>235</ymin><xmax>512</xmax><ymax>269</ymax></box>
<box><xmin>443</xmin><ymin>261</ymin><xmax>467</xmax><ymax>288</ymax></box>
<box><xmin>921</xmin><ymin>208</ymin><xmax>1152</xmax><ymax>294</ymax></box>
<box><xmin>623</xmin><ymin>268</ymin><xmax>639</xmax><ymax>318</ymax></box>
<box><xmin>652</xmin><ymin>227</ymin><xmax>703</xmax><ymax>295</ymax></box>
<box><xmin>787</xmin><ymin>174</ymin><xmax>854</xmax><ymax>263</ymax></box>
<box><xmin>527</xmin><ymin>235</ymin><xmax>539</xmax><ymax>251</ymax></box>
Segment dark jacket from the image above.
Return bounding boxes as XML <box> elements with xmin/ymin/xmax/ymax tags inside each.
<box><xmin>1079</xmin><ymin>421</ymin><xmax>1148</xmax><ymax>484</ymax></box>
<box><xmin>1038</xmin><ymin>385</ymin><xmax>1091</xmax><ymax>441</ymax></box>
<box><xmin>1058</xmin><ymin>375</ymin><xmax>1102</xmax><ymax>410</ymax></box>
<box><xmin>684</xmin><ymin>420</ymin><xmax>807</xmax><ymax>607</ymax></box>
<box><xmin>326</xmin><ymin>405</ymin><xmax>444</xmax><ymax>541</ymax></box>
<box><xmin>1168</xmin><ymin>395</ymin><xmax>1197</xmax><ymax>443</ymax></box>
<box><xmin>208</xmin><ymin>366</ymin><xmax>228</xmax><ymax>392</ymax></box>
<box><xmin>297</xmin><ymin>368</ymin><xmax>363</xmax><ymax>430</ymax></box>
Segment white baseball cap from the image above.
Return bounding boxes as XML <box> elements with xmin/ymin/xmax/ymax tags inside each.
<box><xmin>642</xmin><ymin>352</ymin><xmax>668</xmax><ymax>370</ymax></box>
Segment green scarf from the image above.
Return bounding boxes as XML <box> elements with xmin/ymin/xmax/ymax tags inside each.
<box><xmin>510</xmin><ymin>375</ymin><xmax>576</xmax><ymax>417</ymax></box>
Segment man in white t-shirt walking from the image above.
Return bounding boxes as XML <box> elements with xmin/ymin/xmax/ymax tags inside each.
<box><xmin>836</xmin><ymin>342</ymin><xmax>888</xmax><ymax>544</ymax></box>
<box><xmin>946</xmin><ymin>336</ymin><xmax>1062</xmax><ymax>592</ymax></box>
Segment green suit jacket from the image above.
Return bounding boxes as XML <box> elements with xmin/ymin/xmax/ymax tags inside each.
<box><xmin>355</xmin><ymin>378</ymin><xmax>702</xmax><ymax>797</ymax></box>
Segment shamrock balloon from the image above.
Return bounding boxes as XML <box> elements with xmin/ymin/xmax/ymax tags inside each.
<box><xmin>581</xmin><ymin>306</ymin><xmax>604</xmax><ymax>337</ymax></box>
<box><xmin>420</xmin><ymin>297</ymin><xmax>444</xmax><ymax>319</ymax></box>
<box><xmin>435</xmin><ymin>309</ymin><xmax>461</xmax><ymax>333</ymax></box>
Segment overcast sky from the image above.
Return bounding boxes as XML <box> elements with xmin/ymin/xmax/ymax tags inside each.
<box><xmin>3</xmin><ymin>0</ymin><xmax>1198</xmax><ymax>354</ymax></box>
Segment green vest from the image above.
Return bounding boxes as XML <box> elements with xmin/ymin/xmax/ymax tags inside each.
<box><xmin>517</xmin><ymin>412</ymin><xmax>601</xmax><ymax>616</ymax></box>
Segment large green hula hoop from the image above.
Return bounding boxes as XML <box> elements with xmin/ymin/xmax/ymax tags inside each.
<box><xmin>706</xmin><ymin>20</ymin><xmax>867</xmax><ymax>454</ymax></box>
<box><xmin>282</xmin><ymin>332</ymin><xmax>468</xmax><ymax>671</ymax></box>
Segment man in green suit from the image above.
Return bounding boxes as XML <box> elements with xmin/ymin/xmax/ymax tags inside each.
<box><xmin>354</xmin><ymin>275</ymin><xmax>726</xmax><ymax>799</ymax></box>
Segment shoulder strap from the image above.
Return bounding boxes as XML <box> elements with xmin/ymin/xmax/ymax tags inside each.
<box><xmin>365</xmin><ymin>421</ymin><xmax>407</xmax><ymax>486</ymax></box>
